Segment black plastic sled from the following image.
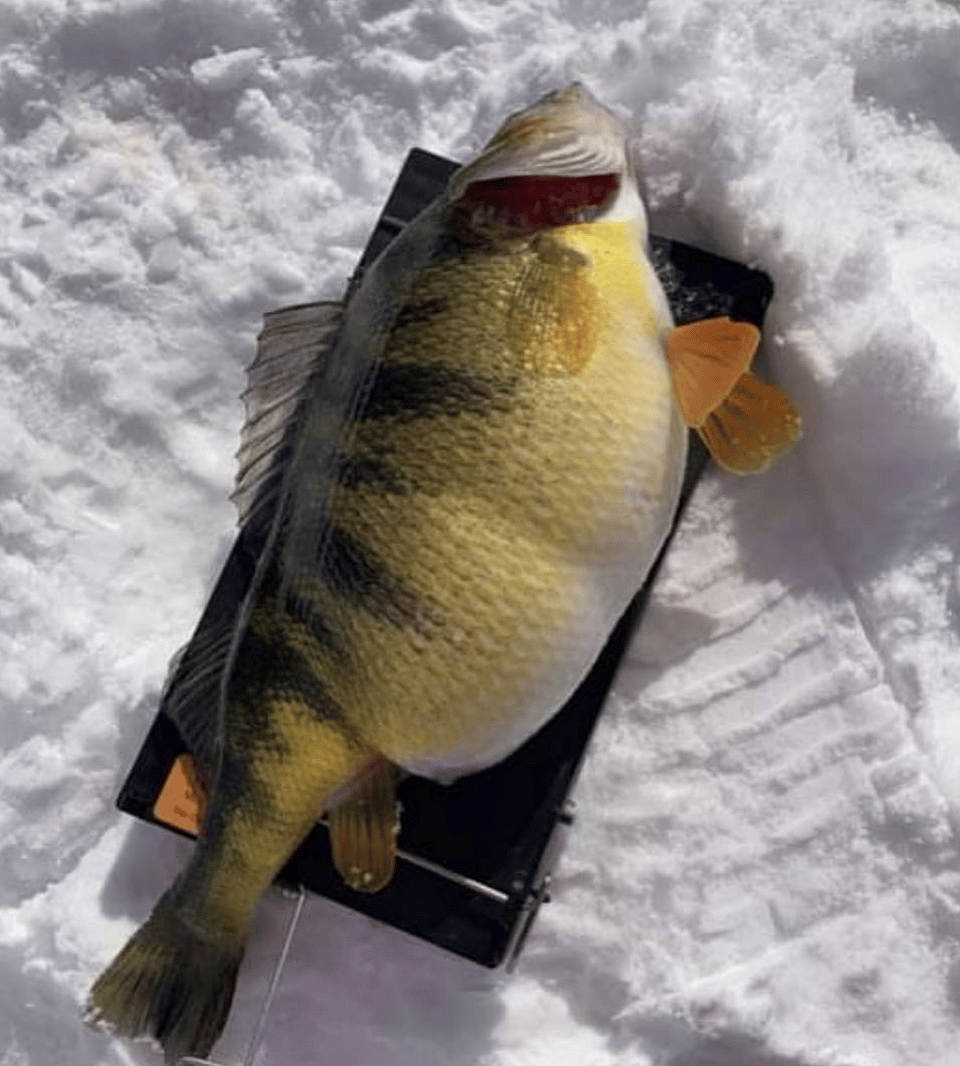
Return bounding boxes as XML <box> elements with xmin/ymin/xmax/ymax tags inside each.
<box><xmin>116</xmin><ymin>147</ymin><xmax>774</xmax><ymax>971</ymax></box>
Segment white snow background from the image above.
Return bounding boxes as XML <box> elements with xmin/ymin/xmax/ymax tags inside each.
<box><xmin>2</xmin><ymin>0</ymin><xmax>960</xmax><ymax>1063</ymax></box>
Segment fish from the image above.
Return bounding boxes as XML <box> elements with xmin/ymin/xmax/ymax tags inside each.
<box><xmin>85</xmin><ymin>83</ymin><xmax>800</xmax><ymax>1064</ymax></box>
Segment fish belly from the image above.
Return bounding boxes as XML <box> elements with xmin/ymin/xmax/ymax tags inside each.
<box><xmin>297</xmin><ymin>219</ymin><xmax>686</xmax><ymax>781</ymax></box>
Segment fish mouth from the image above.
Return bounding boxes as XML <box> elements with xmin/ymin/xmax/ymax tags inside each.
<box><xmin>448</xmin><ymin>83</ymin><xmax>631</xmax><ymax>233</ymax></box>
<box><xmin>454</xmin><ymin>172</ymin><xmax>621</xmax><ymax>232</ymax></box>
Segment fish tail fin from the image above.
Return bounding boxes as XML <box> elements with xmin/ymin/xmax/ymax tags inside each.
<box><xmin>85</xmin><ymin>889</ymin><xmax>244</xmax><ymax>1065</ymax></box>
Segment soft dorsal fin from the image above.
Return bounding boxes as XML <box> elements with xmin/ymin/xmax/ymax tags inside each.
<box><xmin>699</xmin><ymin>371</ymin><xmax>802</xmax><ymax>474</ymax></box>
<box><xmin>159</xmin><ymin>524</ymin><xmax>262</xmax><ymax>777</ymax></box>
<box><xmin>232</xmin><ymin>301</ymin><xmax>343</xmax><ymax>528</ymax></box>
<box><xmin>665</xmin><ymin>317</ymin><xmax>760</xmax><ymax>427</ymax></box>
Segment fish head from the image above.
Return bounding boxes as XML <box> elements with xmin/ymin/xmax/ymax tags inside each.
<box><xmin>448</xmin><ymin>83</ymin><xmax>647</xmax><ymax>239</ymax></box>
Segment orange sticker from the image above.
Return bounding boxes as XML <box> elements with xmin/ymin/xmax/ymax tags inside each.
<box><xmin>153</xmin><ymin>754</ymin><xmax>209</xmax><ymax>836</ymax></box>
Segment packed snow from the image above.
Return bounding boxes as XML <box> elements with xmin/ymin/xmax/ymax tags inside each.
<box><xmin>3</xmin><ymin>0</ymin><xmax>960</xmax><ymax>1063</ymax></box>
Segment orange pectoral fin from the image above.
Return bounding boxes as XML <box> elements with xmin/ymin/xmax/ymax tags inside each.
<box><xmin>698</xmin><ymin>372</ymin><xmax>802</xmax><ymax>475</ymax></box>
<box><xmin>327</xmin><ymin>758</ymin><xmax>401</xmax><ymax>894</ymax></box>
<box><xmin>666</xmin><ymin>317</ymin><xmax>761</xmax><ymax>426</ymax></box>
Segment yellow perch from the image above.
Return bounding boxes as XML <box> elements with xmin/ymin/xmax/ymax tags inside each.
<box><xmin>87</xmin><ymin>83</ymin><xmax>799</xmax><ymax>1063</ymax></box>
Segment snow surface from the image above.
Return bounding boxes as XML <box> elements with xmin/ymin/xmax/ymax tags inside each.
<box><xmin>2</xmin><ymin>0</ymin><xmax>960</xmax><ymax>1063</ymax></box>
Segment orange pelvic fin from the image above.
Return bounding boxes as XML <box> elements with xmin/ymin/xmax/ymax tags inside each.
<box><xmin>699</xmin><ymin>371</ymin><xmax>802</xmax><ymax>474</ymax></box>
<box><xmin>327</xmin><ymin>758</ymin><xmax>401</xmax><ymax>894</ymax></box>
<box><xmin>666</xmin><ymin>316</ymin><xmax>760</xmax><ymax>427</ymax></box>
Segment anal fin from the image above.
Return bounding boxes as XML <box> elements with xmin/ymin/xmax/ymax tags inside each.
<box><xmin>328</xmin><ymin>759</ymin><xmax>401</xmax><ymax>894</ymax></box>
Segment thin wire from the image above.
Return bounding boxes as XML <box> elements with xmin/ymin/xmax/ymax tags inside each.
<box><xmin>242</xmin><ymin>885</ymin><xmax>307</xmax><ymax>1066</ymax></box>
<box><xmin>178</xmin><ymin>889</ymin><xmax>306</xmax><ymax>1066</ymax></box>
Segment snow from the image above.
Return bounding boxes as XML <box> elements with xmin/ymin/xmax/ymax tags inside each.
<box><xmin>2</xmin><ymin>0</ymin><xmax>960</xmax><ymax>1063</ymax></box>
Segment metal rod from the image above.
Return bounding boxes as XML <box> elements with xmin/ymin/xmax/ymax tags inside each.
<box><xmin>380</xmin><ymin>213</ymin><xmax>408</xmax><ymax>233</ymax></box>
<box><xmin>395</xmin><ymin>846</ymin><xmax>510</xmax><ymax>904</ymax></box>
<box><xmin>504</xmin><ymin>877</ymin><xmax>551</xmax><ymax>974</ymax></box>
<box><xmin>316</xmin><ymin>815</ymin><xmax>511</xmax><ymax>905</ymax></box>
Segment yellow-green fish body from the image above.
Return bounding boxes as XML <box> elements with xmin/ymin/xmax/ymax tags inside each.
<box><xmin>331</xmin><ymin>217</ymin><xmax>684</xmax><ymax>780</ymax></box>
<box><xmin>87</xmin><ymin>84</ymin><xmax>687</xmax><ymax>1063</ymax></box>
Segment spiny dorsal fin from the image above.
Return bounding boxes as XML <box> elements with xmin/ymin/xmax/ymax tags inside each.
<box><xmin>699</xmin><ymin>371</ymin><xmax>802</xmax><ymax>474</ymax></box>
<box><xmin>232</xmin><ymin>301</ymin><xmax>343</xmax><ymax>527</ymax></box>
<box><xmin>666</xmin><ymin>317</ymin><xmax>760</xmax><ymax>427</ymax></box>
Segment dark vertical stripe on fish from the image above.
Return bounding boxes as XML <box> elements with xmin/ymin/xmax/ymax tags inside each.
<box><xmin>359</xmin><ymin>362</ymin><xmax>512</xmax><ymax>423</ymax></box>
<box><xmin>319</xmin><ymin>525</ymin><xmax>426</xmax><ymax>630</ymax></box>
<box><xmin>393</xmin><ymin>295</ymin><xmax>451</xmax><ymax>329</ymax></box>
<box><xmin>228</xmin><ymin>627</ymin><xmax>343</xmax><ymax>740</ymax></box>
<box><xmin>337</xmin><ymin>452</ymin><xmax>410</xmax><ymax>495</ymax></box>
